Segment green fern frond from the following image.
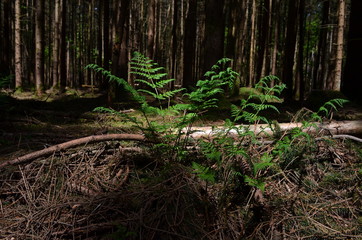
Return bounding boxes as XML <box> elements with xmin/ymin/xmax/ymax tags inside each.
<box><xmin>192</xmin><ymin>162</ymin><xmax>216</xmax><ymax>183</ymax></box>
<box><xmin>130</xmin><ymin>51</ymin><xmax>181</xmax><ymax>103</ymax></box>
<box><xmin>317</xmin><ymin>98</ymin><xmax>349</xmax><ymax>118</ymax></box>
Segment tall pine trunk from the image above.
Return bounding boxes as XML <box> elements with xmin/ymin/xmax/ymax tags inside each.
<box><xmin>203</xmin><ymin>0</ymin><xmax>225</xmax><ymax>75</ymax></box>
<box><xmin>59</xmin><ymin>0</ymin><xmax>67</xmax><ymax>92</ymax></box>
<box><xmin>333</xmin><ymin>0</ymin><xmax>346</xmax><ymax>91</ymax></box>
<box><xmin>183</xmin><ymin>0</ymin><xmax>197</xmax><ymax>88</ymax></box>
<box><xmin>282</xmin><ymin>0</ymin><xmax>298</xmax><ymax>99</ymax></box>
<box><xmin>15</xmin><ymin>0</ymin><xmax>22</xmax><ymax>89</ymax></box>
<box><xmin>35</xmin><ymin>0</ymin><xmax>45</xmax><ymax>96</ymax></box>
<box><xmin>52</xmin><ymin>0</ymin><xmax>60</xmax><ymax>89</ymax></box>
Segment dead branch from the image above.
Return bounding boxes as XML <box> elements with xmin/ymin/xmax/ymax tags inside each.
<box><xmin>0</xmin><ymin>134</ymin><xmax>145</xmax><ymax>169</ymax></box>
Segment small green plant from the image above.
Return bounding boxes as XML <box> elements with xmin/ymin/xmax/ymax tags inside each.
<box><xmin>231</xmin><ymin>75</ymin><xmax>285</xmax><ymax>124</ymax></box>
<box><xmin>0</xmin><ymin>74</ymin><xmax>13</xmax><ymax>88</ymax></box>
<box><xmin>185</xmin><ymin>58</ymin><xmax>238</xmax><ymax>113</ymax></box>
<box><xmin>311</xmin><ymin>98</ymin><xmax>349</xmax><ymax>122</ymax></box>
<box><xmin>130</xmin><ymin>51</ymin><xmax>184</xmax><ymax>105</ymax></box>
<box><xmin>192</xmin><ymin>161</ymin><xmax>216</xmax><ymax>183</ymax></box>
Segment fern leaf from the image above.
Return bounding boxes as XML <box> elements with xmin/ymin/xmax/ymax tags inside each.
<box><xmin>192</xmin><ymin>162</ymin><xmax>216</xmax><ymax>183</ymax></box>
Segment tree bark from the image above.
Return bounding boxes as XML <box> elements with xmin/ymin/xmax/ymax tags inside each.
<box><xmin>334</xmin><ymin>0</ymin><xmax>346</xmax><ymax>91</ymax></box>
<box><xmin>14</xmin><ymin>0</ymin><xmax>22</xmax><ymax>89</ymax></box>
<box><xmin>183</xmin><ymin>0</ymin><xmax>197</xmax><ymax>88</ymax></box>
<box><xmin>35</xmin><ymin>0</ymin><xmax>45</xmax><ymax>96</ymax></box>
<box><xmin>282</xmin><ymin>0</ymin><xmax>299</xmax><ymax>99</ymax></box>
<box><xmin>59</xmin><ymin>0</ymin><xmax>67</xmax><ymax>92</ymax></box>
<box><xmin>203</xmin><ymin>0</ymin><xmax>225</xmax><ymax>75</ymax></box>
<box><xmin>52</xmin><ymin>0</ymin><xmax>61</xmax><ymax>89</ymax></box>
<box><xmin>249</xmin><ymin>0</ymin><xmax>257</xmax><ymax>86</ymax></box>
<box><xmin>186</xmin><ymin>120</ymin><xmax>362</xmax><ymax>139</ymax></box>
<box><xmin>147</xmin><ymin>0</ymin><xmax>156</xmax><ymax>59</ymax></box>
<box><xmin>296</xmin><ymin>0</ymin><xmax>306</xmax><ymax>100</ymax></box>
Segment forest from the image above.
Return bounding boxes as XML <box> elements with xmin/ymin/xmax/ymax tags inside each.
<box><xmin>0</xmin><ymin>0</ymin><xmax>362</xmax><ymax>239</ymax></box>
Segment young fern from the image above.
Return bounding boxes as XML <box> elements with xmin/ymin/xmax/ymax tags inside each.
<box><xmin>130</xmin><ymin>52</ymin><xmax>184</xmax><ymax>103</ymax></box>
<box><xmin>85</xmin><ymin>64</ymin><xmax>146</xmax><ymax>104</ymax></box>
<box><xmin>185</xmin><ymin>58</ymin><xmax>239</xmax><ymax>112</ymax></box>
<box><xmin>231</xmin><ymin>75</ymin><xmax>286</xmax><ymax>124</ymax></box>
<box><xmin>316</xmin><ymin>98</ymin><xmax>349</xmax><ymax>120</ymax></box>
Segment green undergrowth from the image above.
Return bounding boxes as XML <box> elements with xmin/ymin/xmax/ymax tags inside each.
<box><xmin>70</xmin><ymin>53</ymin><xmax>362</xmax><ymax>238</ymax></box>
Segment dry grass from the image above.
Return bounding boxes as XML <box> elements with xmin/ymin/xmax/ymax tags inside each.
<box><xmin>0</xmin><ymin>138</ymin><xmax>361</xmax><ymax>239</ymax></box>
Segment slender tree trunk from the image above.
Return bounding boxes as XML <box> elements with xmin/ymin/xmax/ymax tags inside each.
<box><xmin>313</xmin><ymin>1</ymin><xmax>329</xmax><ymax>90</ymax></box>
<box><xmin>297</xmin><ymin>0</ymin><xmax>306</xmax><ymax>100</ymax></box>
<box><xmin>3</xmin><ymin>1</ymin><xmax>12</xmax><ymax>78</ymax></box>
<box><xmin>52</xmin><ymin>0</ymin><xmax>60</xmax><ymax>89</ymax></box>
<box><xmin>109</xmin><ymin>0</ymin><xmax>130</xmax><ymax>105</ymax></box>
<box><xmin>249</xmin><ymin>0</ymin><xmax>257</xmax><ymax>86</ymax></box>
<box><xmin>147</xmin><ymin>0</ymin><xmax>156</xmax><ymax>59</ymax></box>
<box><xmin>60</xmin><ymin>0</ymin><xmax>67</xmax><ymax>92</ymax></box>
<box><xmin>203</xmin><ymin>0</ymin><xmax>225</xmax><ymax>75</ymax></box>
<box><xmin>35</xmin><ymin>0</ymin><xmax>45</xmax><ymax>96</ymax></box>
<box><xmin>14</xmin><ymin>0</ymin><xmax>22</xmax><ymax>89</ymax></box>
<box><xmin>271</xmin><ymin>0</ymin><xmax>279</xmax><ymax>77</ymax></box>
<box><xmin>282</xmin><ymin>0</ymin><xmax>299</xmax><ymax>99</ymax></box>
<box><xmin>100</xmin><ymin>0</ymin><xmax>110</xmax><ymax>90</ymax></box>
<box><xmin>333</xmin><ymin>0</ymin><xmax>345</xmax><ymax>91</ymax></box>
<box><xmin>171</xmin><ymin>0</ymin><xmax>178</xmax><ymax>88</ymax></box>
<box><xmin>183</xmin><ymin>0</ymin><xmax>197</xmax><ymax>88</ymax></box>
<box><xmin>261</xmin><ymin>0</ymin><xmax>272</xmax><ymax>78</ymax></box>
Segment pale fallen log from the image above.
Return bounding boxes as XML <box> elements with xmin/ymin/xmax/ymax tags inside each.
<box><xmin>0</xmin><ymin>134</ymin><xmax>145</xmax><ymax>169</ymax></box>
<box><xmin>186</xmin><ymin>120</ymin><xmax>362</xmax><ymax>139</ymax></box>
<box><xmin>2</xmin><ymin>121</ymin><xmax>361</xmax><ymax>169</ymax></box>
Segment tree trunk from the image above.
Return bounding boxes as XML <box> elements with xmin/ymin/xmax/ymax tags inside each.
<box><xmin>187</xmin><ymin>120</ymin><xmax>362</xmax><ymax>139</ymax></box>
<box><xmin>282</xmin><ymin>0</ymin><xmax>299</xmax><ymax>99</ymax></box>
<box><xmin>203</xmin><ymin>0</ymin><xmax>225</xmax><ymax>74</ymax></box>
<box><xmin>147</xmin><ymin>0</ymin><xmax>156</xmax><ymax>59</ymax></box>
<box><xmin>100</xmin><ymin>0</ymin><xmax>110</xmax><ymax>90</ymax></box>
<box><xmin>249</xmin><ymin>0</ymin><xmax>257</xmax><ymax>86</ymax></box>
<box><xmin>297</xmin><ymin>0</ymin><xmax>306</xmax><ymax>100</ymax></box>
<box><xmin>333</xmin><ymin>0</ymin><xmax>346</xmax><ymax>91</ymax></box>
<box><xmin>14</xmin><ymin>0</ymin><xmax>22</xmax><ymax>89</ymax></box>
<box><xmin>35</xmin><ymin>0</ymin><xmax>45</xmax><ymax>96</ymax></box>
<box><xmin>257</xmin><ymin>0</ymin><xmax>270</xmax><ymax>82</ymax></box>
<box><xmin>182</xmin><ymin>0</ymin><xmax>197</xmax><ymax>88</ymax></box>
<box><xmin>52</xmin><ymin>0</ymin><xmax>60</xmax><ymax>89</ymax></box>
<box><xmin>271</xmin><ymin>0</ymin><xmax>279</xmax><ymax>77</ymax></box>
<box><xmin>171</xmin><ymin>0</ymin><xmax>178</xmax><ymax>88</ymax></box>
<box><xmin>313</xmin><ymin>0</ymin><xmax>329</xmax><ymax>90</ymax></box>
<box><xmin>109</xmin><ymin>0</ymin><xmax>130</xmax><ymax>105</ymax></box>
<box><xmin>60</xmin><ymin>0</ymin><xmax>67</xmax><ymax>92</ymax></box>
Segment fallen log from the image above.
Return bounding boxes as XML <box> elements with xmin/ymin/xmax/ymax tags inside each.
<box><xmin>2</xmin><ymin>121</ymin><xmax>361</xmax><ymax>169</ymax></box>
<box><xmin>0</xmin><ymin>134</ymin><xmax>145</xmax><ymax>169</ymax></box>
<box><xmin>186</xmin><ymin>120</ymin><xmax>362</xmax><ymax>139</ymax></box>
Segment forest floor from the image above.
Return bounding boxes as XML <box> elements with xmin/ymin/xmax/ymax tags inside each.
<box><xmin>0</xmin><ymin>90</ymin><xmax>362</xmax><ymax>239</ymax></box>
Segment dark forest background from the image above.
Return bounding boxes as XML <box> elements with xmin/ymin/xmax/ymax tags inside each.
<box><xmin>1</xmin><ymin>0</ymin><xmax>362</xmax><ymax>102</ymax></box>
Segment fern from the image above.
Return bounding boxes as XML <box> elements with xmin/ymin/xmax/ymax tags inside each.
<box><xmin>192</xmin><ymin>162</ymin><xmax>216</xmax><ymax>183</ymax></box>
<box><xmin>0</xmin><ymin>74</ymin><xmax>12</xmax><ymax>88</ymax></box>
<box><xmin>185</xmin><ymin>58</ymin><xmax>239</xmax><ymax>113</ymax></box>
<box><xmin>130</xmin><ymin>52</ymin><xmax>184</xmax><ymax>103</ymax></box>
<box><xmin>85</xmin><ymin>64</ymin><xmax>146</xmax><ymax>104</ymax></box>
<box><xmin>316</xmin><ymin>98</ymin><xmax>349</xmax><ymax>118</ymax></box>
<box><xmin>232</xmin><ymin>75</ymin><xmax>285</xmax><ymax>124</ymax></box>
